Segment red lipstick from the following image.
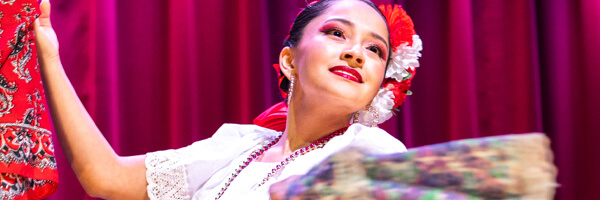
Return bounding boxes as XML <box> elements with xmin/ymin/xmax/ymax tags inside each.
<box><xmin>329</xmin><ymin>66</ymin><xmax>363</xmax><ymax>83</ymax></box>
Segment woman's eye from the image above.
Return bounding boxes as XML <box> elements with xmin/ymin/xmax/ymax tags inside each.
<box><xmin>331</xmin><ymin>30</ymin><xmax>343</xmax><ymax>38</ymax></box>
<box><xmin>368</xmin><ymin>46</ymin><xmax>383</xmax><ymax>57</ymax></box>
<box><xmin>324</xmin><ymin>28</ymin><xmax>345</xmax><ymax>39</ymax></box>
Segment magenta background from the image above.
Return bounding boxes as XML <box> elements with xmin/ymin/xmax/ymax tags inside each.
<box><xmin>42</xmin><ymin>0</ymin><xmax>599</xmax><ymax>199</ymax></box>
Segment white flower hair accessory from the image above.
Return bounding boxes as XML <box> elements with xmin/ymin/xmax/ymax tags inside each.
<box><xmin>353</xmin><ymin>4</ymin><xmax>423</xmax><ymax>126</ymax></box>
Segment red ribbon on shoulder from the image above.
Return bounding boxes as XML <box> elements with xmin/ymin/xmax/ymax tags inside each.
<box><xmin>253</xmin><ymin>101</ymin><xmax>288</xmax><ymax>132</ymax></box>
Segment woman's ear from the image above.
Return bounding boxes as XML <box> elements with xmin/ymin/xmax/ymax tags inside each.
<box><xmin>279</xmin><ymin>47</ymin><xmax>295</xmax><ymax>79</ymax></box>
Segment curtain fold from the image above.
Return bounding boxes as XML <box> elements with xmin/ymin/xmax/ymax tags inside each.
<box><xmin>537</xmin><ymin>0</ymin><xmax>600</xmax><ymax>199</ymax></box>
<box><xmin>43</xmin><ymin>0</ymin><xmax>599</xmax><ymax>199</ymax></box>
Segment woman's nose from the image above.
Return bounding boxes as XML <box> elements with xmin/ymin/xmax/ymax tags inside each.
<box><xmin>341</xmin><ymin>47</ymin><xmax>364</xmax><ymax>68</ymax></box>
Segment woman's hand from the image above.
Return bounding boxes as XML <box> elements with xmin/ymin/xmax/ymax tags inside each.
<box><xmin>33</xmin><ymin>1</ymin><xmax>150</xmax><ymax>199</ymax></box>
<box><xmin>34</xmin><ymin>0</ymin><xmax>60</xmax><ymax>65</ymax></box>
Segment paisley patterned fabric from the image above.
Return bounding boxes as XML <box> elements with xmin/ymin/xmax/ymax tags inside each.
<box><xmin>0</xmin><ymin>0</ymin><xmax>58</xmax><ymax>199</ymax></box>
<box><xmin>276</xmin><ymin>133</ymin><xmax>557</xmax><ymax>200</ymax></box>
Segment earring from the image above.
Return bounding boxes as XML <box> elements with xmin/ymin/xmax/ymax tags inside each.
<box><xmin>287</xmin><ymin>75</ymin><xmax>294</xmax><ymax>105</ymax></box>
<box><xmin>353</xmin><ymin>105</ymin><xmax>379</xmax><ymax>127</ymax></box>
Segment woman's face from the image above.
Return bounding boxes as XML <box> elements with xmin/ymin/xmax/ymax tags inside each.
<box><xmin>290</xmin><ymin>0</ymin><xmax>389</xmax><ymax>113</ymax></box>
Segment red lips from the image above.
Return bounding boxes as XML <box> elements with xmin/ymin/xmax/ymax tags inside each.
<box><xmin>329</xmin><ymin>66</ymin><xmax>363</xmax><ymax>83</ymax></box>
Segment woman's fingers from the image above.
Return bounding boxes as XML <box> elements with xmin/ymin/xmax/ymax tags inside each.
<box><xmin>35</xmin><ymin>0</ymin><xmax>60</xmax><ymax>62</ymax></box>
<box><xmin>38</xmin><ymin>0</ymin><xmax>51</xmax><ymax>28</ymax></box>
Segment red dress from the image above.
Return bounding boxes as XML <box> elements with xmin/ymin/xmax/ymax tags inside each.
<box><xmin>0</xmin><ymin>0</ymin><xmax>58</xmax><ymax>199</ymax></box>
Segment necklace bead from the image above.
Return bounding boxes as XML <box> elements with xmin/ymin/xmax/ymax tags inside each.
<box><xmin>215</xmin><ymin>128</ymin><xmax>347</xmax><ymax>200</ymax></box>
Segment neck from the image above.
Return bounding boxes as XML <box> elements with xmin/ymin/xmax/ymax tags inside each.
<box><xmin>281</xmin><ymin>98</ymin><xmax>352</xmax><ymax>154</ymax></box>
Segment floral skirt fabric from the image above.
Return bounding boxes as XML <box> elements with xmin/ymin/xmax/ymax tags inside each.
<box><xmin>0</xmin><ymin>0</ymin><xmax>58</xmax><ymax>199</ymax></box>
<box><xmin>276</xmin><ymin>133</ymin><xmax>557</xmax><ymax>200</ymax></box>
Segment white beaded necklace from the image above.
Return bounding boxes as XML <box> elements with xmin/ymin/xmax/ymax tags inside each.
<box><xmin>215</xmin><ymin>128</ymin><xmax>347</xmax><ymax>199</ymax></box>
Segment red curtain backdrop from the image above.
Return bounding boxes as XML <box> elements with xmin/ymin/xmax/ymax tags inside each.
<box><xmin>43</xmin><ymin>0</ymin><xmax>599</xmax><ymax>199</ymax></box>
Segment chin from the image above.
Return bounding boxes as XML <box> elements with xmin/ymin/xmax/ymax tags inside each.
<box><xmin>302</xmin><ymin>79</ymin><xmax>374</xmax><ymax>111</ymax></box>
<box><xmin>326</xmin><ymin>92</ymin><xmax>370</xmax><ymax>112</ymax></box>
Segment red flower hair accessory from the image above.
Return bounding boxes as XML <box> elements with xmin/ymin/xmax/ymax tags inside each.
<box><xmin>354</xmin><ymin>4</ymin><xmax>423</xmax><ymax>125</ymax></box>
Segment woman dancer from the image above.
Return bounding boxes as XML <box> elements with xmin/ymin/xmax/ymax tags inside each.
<box><xmin>35</xmin><ymin>0</ymin><xmax>421</xmax><ymax>199</ymax></box>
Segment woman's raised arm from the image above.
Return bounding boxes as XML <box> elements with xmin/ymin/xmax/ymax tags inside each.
<box><xmin>35</xmin><ymin>1</ymin><xmax>148</xmax><ymax>199</ymax></box>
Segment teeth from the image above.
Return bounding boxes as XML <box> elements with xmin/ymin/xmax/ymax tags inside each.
<box><xmin>333</xmin><ymin>70</ymin><xmax>357</xmax><ymax>80</ymax></box>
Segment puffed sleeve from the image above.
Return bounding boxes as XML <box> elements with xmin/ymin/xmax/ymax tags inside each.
<box><xmin>144</xmin><ymin>124</ymin><xmax>275</xmax><ymax>200</ymax></box>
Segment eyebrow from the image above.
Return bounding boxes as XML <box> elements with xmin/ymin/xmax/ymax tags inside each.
<box><xmin>323</xmin><ymin>18</ymin><xmax>389</xmax><ymax>49</ymax></box>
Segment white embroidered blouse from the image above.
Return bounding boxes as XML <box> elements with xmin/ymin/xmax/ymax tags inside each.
<box><xmin>145</xmin><ymin>123</ymin><xmax>407</xmax><ymax>200</ymax></box>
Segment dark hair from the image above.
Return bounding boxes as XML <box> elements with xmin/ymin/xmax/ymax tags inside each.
<box><xmin>279</xmin><ymin>0</ymin><xmax>391</xmax><ymax>94</ymax></box>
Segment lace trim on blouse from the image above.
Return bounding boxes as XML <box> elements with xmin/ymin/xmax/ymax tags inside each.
<box><xmin>146</xmin><ymin>150</ymin><xmax>190</xmax><ymax>200</ymax></box>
